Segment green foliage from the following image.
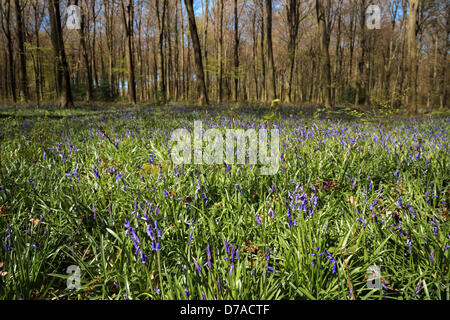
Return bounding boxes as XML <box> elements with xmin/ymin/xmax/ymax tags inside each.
<box><xmin>0</xmin><ymin>105</ymin><xmax>448</xmax><ymax>300</ymax></box>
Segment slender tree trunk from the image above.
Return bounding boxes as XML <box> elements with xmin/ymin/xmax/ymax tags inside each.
<box><xmin>252</xmin><ymin>1</ymin><xmax>258</xmax><ymax>100</ymax></box>
<box><xmin>0</xmin><ymin>0</ymin><xmax>17</xmax><ymax>102</ymax></box>
<box><xmin>156</xmin><ymin>0</ymin><xmax>167</xmax><ymax>101</ymax></box>
<box><xmin>217</xmin><ymin>0</ymin><xmax>223</xmax><ymax>103</ymax></box>
<box><xmin>174</xmin><ymin>0</ymin><xmax>180</xmax><ymax>100</ymax></box>
<box><xmin>202</xmin><ymin>0</ymin><xmax>209</xmax><ymax>94</ymax></box>
<box><xmin>15</xmin><ymin>0</ymin><xmax>29</xmax><ymax>101</ymax></box>
<box><xmin>32</xmin><ymin>2</ymin><xmax>42</xmax><ymax>107</ymax></box>
<box><xmin>265</xmin><ymin>0</ymin><xmax>276</xmax><ymax>101</ymax></box>
<box><xmin>76</xmin><ymin>0</ymin><xmax>93</xmax><ymax>102</ymax></box>
<box><xmin>407</xmin><ymin>0</ymin><xmax>419</xmax><ymax>115</ymax></box>
<box><xmin>184</xmin><ymin>0</ymin><xmax>209</xmax><ymax>105</ymax></box>
<box><xmin>316</xmin><ymin>0</ymin><xmax>332</xmax><ymax>108</ymax></box>
<box><xmin>121</xmin><ymin>0</ymin><xmax>137</xmax><ymax>104</ymax></box>
<box><xmin>233</xmin><ymin>0</ymin><xmax>239</xmax><ymax>101</ymax></box>
<box><xmin>286</xmin><ymin>0</ymin><xmax>300</xmax><ymax>103</ymax></box>
<box><xmin>258</xmin><ymin>0</ymin><xmax>266</xmax><ymax>101</ymax></box>
<box><xmin>48</xmin><ymin>0</ymin><xmax>74</xmax><ymax>108</ymax></box>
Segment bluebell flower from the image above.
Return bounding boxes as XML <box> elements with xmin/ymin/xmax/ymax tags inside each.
<box><xmin>256</xmin><ymin>214</ymin><xmax>262</xmax><ymax>227</ymax></box>
<box><xmin>412</xmin><ymin>280</ymin><xmax>422</xmax><ymax>297</ymax></box>
<box><xmin>146</xmin><ymin>224</ymin><xmax>154</xmax><ymax>240</ymax></box>
<box><xmin>397</xmin><ymin>196</ymin><xmax>402</xmax><ymax>208</ymax></box>
<box><xmin>206</xmin><ymin>245</ymin><xmax>212</xmax><ymax>270</ymax></box>
<box><xmin>193</xmin><ymin>258</ymin><xmax>202</xmax><ymax>275</ymax></box>
<box><xmin>187</xmin><ymin>226</ymin><xmax>194</xmax><ymax>245</ymax></box>
<box><xmin>406</xmin><ymin>238</ymin><xmax>412</xmax><ymax>254</ymax></box>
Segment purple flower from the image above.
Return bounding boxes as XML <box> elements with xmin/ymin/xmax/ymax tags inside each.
<box><xmin>146</xmin><ymin>224</ymin><xmax>154</xmax><ymax>240</ymax></box>
<box><xmin>256</xmin><ymin>214</ymin><xmax>262</xmax><ymax>227</ymax></box>
<box><xmin>397</xmin><ymin>196</ymin><xmax>402</xmax><ymax>208</ymax></box>
<box><xmin>193</xmin><ymin>258</ymin><xmax>202</xmax><ymax>275</ymax></box>
<box><xmin>325</xmin><ymin>250</ymin><xmax>337</xmax><ymax>274</ymax></box>
<box><xmin>124</xmin><ymin>219</ymin><xmax>131</xmax><ymax>234</ymax></box>
<box><xmin>206</xmin><ymin>245</ymin><xmax>212</xmax><ymax>270</ymax></box>
<box><xmin>217</xmin><ymin>277</ymin><xmax>222</xmax><ymax>292</ymax></box>
<box><xmin>187</xmin><ymin>226</ymin><xmax>194</xmax><ymax>245</ymax></box>
<box><xmin>430</xmin><ymin>217</ymin><xmax>439</xmax><ymax>237</ymax></box>
<box><xmin>152</xmin><ymin>242</ymin><xmax>161</xmax><ymax>251</ymax></box>
<box><xmin>184</xmin><ymin>289</ymin><xmax>190</xmax><ymax>299</ymax></box>
<box><xmin>406</xmin><ymin>238</ymin><xmax>412</xmax><ymax>254</ymax></box>
<box><xmin>266</xmin><ymin>266</ymin><xmax>275</xmax><ymax>273</ymax></box>
<box><xmin>155</xmin><ymin>220</ymin><xmax>162</xmax><ymax>238</ymax></box>
<box><xmin>412</xmin><ymin>280</ymin><xmax>422</xmax><ymax>297</ymax></box>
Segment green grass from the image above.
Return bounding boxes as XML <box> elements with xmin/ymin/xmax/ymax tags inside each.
<box><xmin>0</xmin><ymin>105</ymin><xmax>448</xmax><ymax>300</ymax></box>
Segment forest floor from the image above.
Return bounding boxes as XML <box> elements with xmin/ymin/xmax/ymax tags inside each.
<box><xmin>0</xmin><ymin>103</ymin><xmax>448</xmax><ymax>299</ymax></box>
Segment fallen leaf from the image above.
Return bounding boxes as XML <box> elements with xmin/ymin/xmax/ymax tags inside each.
<box><xmin>29</xmin><ymin>218</ymin><xmax>40</xmax><ymax>226</ymax></box>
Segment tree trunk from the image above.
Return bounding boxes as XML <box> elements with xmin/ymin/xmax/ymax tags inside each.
<box><xmin>217</xmin><ymin>0</ymin><xmax>224</xmax><ymax>103</ymax></box>
<box><xmin>233</xmin><ymin>0</ymin><xmax>239</xmax><ymax>101</ymax></box>
<box><xmin>259</xmin><ymin>0</ymin><xmax>266</xmax><ymax>101</ymax></box>
<box><xmin>184</xmin><ymin>0</ymin><xmax>209</xmax><ymax>105</ymax></box>
<box><xmin>265</xmin><ymin>0</ymin><xmax>276</xmax><ymax>101</ymax></box>
<box><xmin>316</xmin><ymin>0</ymin><xmax>332</xmax><ymax>108</ymax></box>
<box><xmin>156</xmin><ymin>0</ymin><xmax>167</xmax><ymax>101</ymax></box>
<box><xmin>121</xmin><ymin>0</ymin><xmax>137</xmax><ymax>104</ymax></box>
<box><xmin>48</xmin><ymin>0</ymin><xmax>74</xmax><ymax>108</ymax></box>
<box><xmin>76</xmin><ymin>0</ymin><xmax>93</xmax><ymax>102</ymax></box>
<box><xmin>15</xmin><ymin>0</ymin><xmax>29</xmax><ymax>101</ymax></box>
<box><xmin>407</xmin><ymin>0</ymin><xmax>419</xmax><ymax>115</ymax></box>
<box><xmin>286</xmin><ymin>0</ymin><xmax>301</xmax><ymax>103</ymax></box>
<box><xmin>202</xmin><ymin>0</ymin><xmax>209</xmax><ymax>94</ymax></box>
<box><xmin>252</xmin><ymin>1</ymin><xmax>258</xmax><ymax>100</ymax></box>
<box><xmin>0</xmin><ymin>0</ymin><xmax>17</xmax><ymax>102</ymax></box>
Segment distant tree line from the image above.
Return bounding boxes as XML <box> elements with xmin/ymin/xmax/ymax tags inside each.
<box><xmin>0</xmin><ymin>0</ymin><xmax>448</xmax><ymax>114</ymax></box>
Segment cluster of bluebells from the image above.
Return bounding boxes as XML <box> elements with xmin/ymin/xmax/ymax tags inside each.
<box><xmin>124</xmin><ymin>219</ymin><xmax>146</xmax><ymax>263</ymax></box>
<box><xmin>355</xmin><ymin>208</ymin><xmax>366</xmax><ymax>228</ymax></box>
<box><xmin>264</xmin><ymin>248</ymin><xmax>275</xmax><ymax>278</ymax></box>
<box><xmin>285</xmin><ymin>181</ymin><xmax>318</xmax><ymax>227</ymax></box>
<box><xmin>123</xmin><ymin>199</ymin><xmax>163</xmax><ymax>263</ymax></box>
<box><xmin>309</xmin><ymin>246</ymin><xmax>337</xmax><ymax>274</ymax></box>
<box><xmin>223</xmin><ymin>239</ymin><xmax>241</xmax><ymax>275</ymax></box>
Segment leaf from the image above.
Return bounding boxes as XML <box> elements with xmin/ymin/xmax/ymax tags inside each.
<box><xmin>29</xmin><ymin>218</ymin><xmax>40</xmax><ymax>227</ymax></box>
